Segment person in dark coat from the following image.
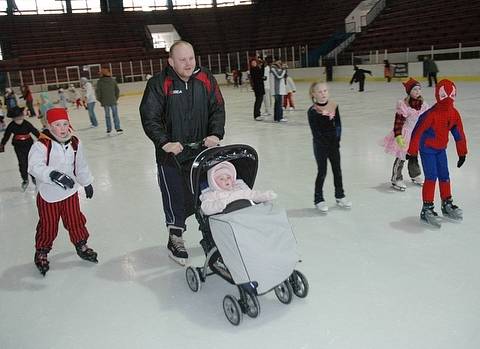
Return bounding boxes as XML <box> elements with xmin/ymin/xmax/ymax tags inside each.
<box><xmin>0</xmin><ymin>106</ymin><xmax>40</xmax><ymax>190</ymax></box>
<box><xmin>95</xmin><ymin>68</ymin><xmax>123</xmax><ymax>134</ymax></box>
<box><xmin>349</xmin><ymin>65</ymin><xmax>372</xmax><ymax>92</ymax></box>
<box><xmin>423</xmin><ymin>57</ymin><xmax>439</xmax><ymax>87</ymax></box>
<box><xmin>249</xmin><ymin>58</ymin><xmax>265</xmax><ymax>121</ymax></box>
<box><xmin>139</xmin><ymin>40</ymin><xmax>225</xmax><ymax>266</ymax></box>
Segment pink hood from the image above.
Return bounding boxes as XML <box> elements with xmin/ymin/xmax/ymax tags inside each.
<box><xmin>207</xmin><ymin>161</ymin><xmax>237</xmax><ymax>191</ymax></box>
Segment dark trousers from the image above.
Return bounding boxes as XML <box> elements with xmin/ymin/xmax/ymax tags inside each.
<box><xmin>273</xmin><ymin>95</ymin><xmax>283</xmax><ymax>121</ymax></box>
<box><xmin>157</xmin><ymin>161</ymin><xmax>194</xmax><ymax>231</ymax></box>
<box><xmin>26</xmin><ymin>100</ymin><xmax>36</xmax><ymax>116</ymax></box>
<box><xmin>14</xmin><ymin>143</ymin><xmax>32</xmax><ymax>181</ymax></box>
<box><xmin>358</xmin><ymin>78</ymin><xmax>365</xmax><ymax>92</ymax></box>
<box><xmin>253</xmin><ymin>91</ymin><xmax>264</xmax><ymax>118</ymax></box>
<box><xmin>35</xmin><ymin>193</ymin><xmax>89</xmax><ymax>251</ymax></box>
<box><xmin>313</xmin><ymin>142</ymin><xmax>344</xmax><ymax>204</ymax></box>
<box><xmin>428</xmin><ymin>73</ymin><xmax>438</xmax><ymax>87</ymax></box>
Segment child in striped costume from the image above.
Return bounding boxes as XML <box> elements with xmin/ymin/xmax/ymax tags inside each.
<box><xmin>28</xmin><ymin>108</ymin><xmax>97</xmax><ymax>275</ymax></box>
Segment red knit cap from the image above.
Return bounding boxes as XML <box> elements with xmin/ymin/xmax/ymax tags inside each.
<box><xmin>46</xmin><ymin>108</ymin><xmax>70</xmax><ymax>124</ymax></box>
<box><xmin>402</xmin><ymin>78</ymin><xmax>420</xmax><ymax>95</ymax></box>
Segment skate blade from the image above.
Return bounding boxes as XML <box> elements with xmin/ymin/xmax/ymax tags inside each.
<box><xmin>411</xmin><ymin>180</ymin><xmax>423</xmax><ymax>187</ymax></box>
<box><xmin>392</xmin><ymin>185</ymin><xmax>406</xmax><ymax>191</ymax></box>
<box><xmin>37</xmin><ymin>267</ymin><xmax>48</xmax><ymax>276</ymax></box>
<box><xmin>336</xmin><ymin>203</ymin><xmax>352</xmax><ymax>209</ymax></box>
<box><xmin>168</xmin><ymin>252</ymin><xmax>187</xmax><ymax>267</ymax></box>
<box><xmin>420</xmin><ymin>218</ymin><xmax>441</xmax><ymax>229</ymax></box>
<box><xmin>78</xmin><ymin>255</ymin><xmax>99</xmax><ymax>263</ymax></box>
<box><xmin>441</xmin><ymin>215</ymin><xmax>463</xmax><ymax>223</ymax></box>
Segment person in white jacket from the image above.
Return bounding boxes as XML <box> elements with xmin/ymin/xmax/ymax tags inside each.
<box><xmin>80</xmin><ymin>77</ymin><xmax>98</xmax><ymax>127</ymax></box>
<box><xmin>200</xmin><ymin>161</ymin><xmax>277</xmax><ymax>215</ymax></box>
<box><xmin>28</xmin><ymin>108</ymin><xmax>97</xmax><ymax>276</ymax></box>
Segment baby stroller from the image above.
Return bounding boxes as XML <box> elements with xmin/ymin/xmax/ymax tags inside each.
<box><xmin>183</xmin><ymin>143</ymin><xmax>309</xmax><ymax>326</ymax></box>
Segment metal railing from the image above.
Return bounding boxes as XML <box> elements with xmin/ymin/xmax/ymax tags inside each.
<box><xmin>3</xmin><ymin>45</ymin><xmax>311</xmax><ymax>89</ymax></box>
<box><xmin>334</xmin><ymin>43</ymin><xmax>480</xmax><ymax>66</ymax></box>
<box><xmin>3</xmin><ymin>42</ymin><xmax>480</xmax><ymax>89</ymax></box>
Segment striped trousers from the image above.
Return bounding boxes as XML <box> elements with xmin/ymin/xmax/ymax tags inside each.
<box><xmin>35</xmin><ymin>193</ymin><xmax>89</xmax><ymax>251</ymax></box>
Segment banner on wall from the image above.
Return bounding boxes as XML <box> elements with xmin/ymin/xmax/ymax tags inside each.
<box><xmin>393</xmin><ymin>63</ymin><xmax>409</xmax><ymax>77</ymax></box>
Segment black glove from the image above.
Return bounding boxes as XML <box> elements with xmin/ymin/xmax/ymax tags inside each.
<box><xmin>457</xmin><ymin>155</ymin><xmax>466</xmax><ymax>168</ymax></box>
<box><xmin>84</xmin><ymin>184</ymin><xmax>94</xmax><ymax>199</ymax></box>
<box><xmin>406</xmin><ymin>153</ymin><xmax>417</xmax><ymax>160</ymax></box>
<box><xmin>49</xmin><ymin>170</ymin><xmax>75</xmax><ymax>190</ymax></box>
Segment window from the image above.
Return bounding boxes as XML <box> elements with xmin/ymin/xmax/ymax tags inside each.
<box><xmin>217</xmin><ymin>0</ymin><xmax>251</xmax><ymax>7</ymax></box>
<box><xmin>72</xmin><ymin>0</ymin><xmax>101</xmax><ymax>13</ymax></box>
<box><xmin>0</xmin><ymin>0</ymin><xmax>251</xmax><ymax>14</ymax></box>
<box><xmin>0</xmin><ymin>0</ymin><xmax>7</xmax><ymax>15</ymax></box>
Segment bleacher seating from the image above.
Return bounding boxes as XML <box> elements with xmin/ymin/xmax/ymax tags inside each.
<box><xmin>346</xmin><ymin>0</ymin><xmax>480</xmax><ymax>54</ymax></box>
<box><xmin>0</xmin><ymin>0</ymin><xmax>362</xmax><ymax>84</ymax></box>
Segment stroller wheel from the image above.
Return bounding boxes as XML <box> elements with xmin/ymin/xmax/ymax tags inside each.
<box><xmin>244</xmin><ymin>292</ymin><xmax>261</xmax><ymax>318</ymax></box>
<box><xmin>274</xmin><ymin>280</ymin><xmax>293</xmax><ymax>304</ymax></box>
<box><xmin>289</xmin><ymin>270</ymin><xmax>309</xmax><ymax>298</ymax></box>
<box><xmin>185</xmin><ymin>266</ymin><xmax>202</xmax><ymax>292</ymax></box>
<box><xmin>223</xmin><ymin>295</ymin><xmax>243</xmax><ymax>326</ymax></box>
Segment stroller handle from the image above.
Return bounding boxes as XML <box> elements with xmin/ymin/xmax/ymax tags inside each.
<box><xmin>183</xmin><ymin>141</ymin><xmax>204</xmax><ymax>150</ymax></box>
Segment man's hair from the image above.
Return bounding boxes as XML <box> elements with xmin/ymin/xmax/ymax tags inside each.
<box><xmin>169</xmin><ymin>40</ymin><xmax>194</xmax><ymax>58</ymax></box>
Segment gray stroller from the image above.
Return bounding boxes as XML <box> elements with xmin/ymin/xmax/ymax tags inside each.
<box><xmin>184</xmin><ymin>144</ymin><xmax>309</xmax><ymax>326</ymax></box>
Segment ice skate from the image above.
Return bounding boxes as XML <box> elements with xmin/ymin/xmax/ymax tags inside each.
<box><xmin>441</xmin><ymin>199</ymin><xmax>463</xmax><ymax>221</ymax></box>
<box><xmin>34</xmin><ymin>249</ymin><xmax>50</xmax><ymax>276</ymax></box>
<box><xmin>391</xmin><ymin>180</ymin><xmax>406</xmax><ymax>191</ymax></box>
<box><xmin>411</xmin><ymin>176</ymin><xmax>424</xmax><ymax>186</ymax></box>
<box><xmin>75</xmin><ymin>241</ymin><xmax>98</xmax><ymax>263</ymax></box>
<box><xmin>21</xmin><ymin>180</ymin><xmax>28</xmax><ymax>192</ymax></box>
<box><xmin>420</xmin><ymin>203</ymin><xmax>441</xmax><ymax>228</ymax></box>
<box><xmin>315</xmin><ymin>201</ymin><xmax>328</xmax><ymax>213</ymax></box>
<box><xmin>336</xmin><ymin>197</ymin><xmax>352</xmax><ymax>209</ymax></box>
<box><xmin>167</xmin><ymin>232</ymin><xmax>188</xmax><ymax>266</ymax></box>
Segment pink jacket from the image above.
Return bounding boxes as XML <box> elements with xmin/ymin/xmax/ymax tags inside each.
<box><xmin>199</xmin><ymin>161</ymin><xmax>276</xmax><ymax>215</ymax></box>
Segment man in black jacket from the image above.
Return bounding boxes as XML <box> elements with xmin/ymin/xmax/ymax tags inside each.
<box><xmin>249</xmin><ymin>58</ymin><xmax>265</xmax><ymax>120</ymax></box>
<box><xmin>140</xmin><ymin>41</ymin><xmax>225</xmax><ymax>265</ymax></box>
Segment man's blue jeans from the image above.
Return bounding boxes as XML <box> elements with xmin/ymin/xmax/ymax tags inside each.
<box><xmin>103</xmin><ymin>104</ymin><xmax>121</xmax><ymax>131</ymax></box>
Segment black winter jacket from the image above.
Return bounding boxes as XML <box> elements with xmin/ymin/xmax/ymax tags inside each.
<box><xmin>140</xmin><ymin>65</ymin><xmax>225</xmax><ymax>164</ymax></box>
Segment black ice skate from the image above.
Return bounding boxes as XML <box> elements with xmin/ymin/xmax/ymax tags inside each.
<box><xmin>420</xmin><ymin>203</ymin><xmax>441</xmax><ymax>228</ymax></box>
<box><xmin>441</xmin><ymin>198</ymin><xmax>463</xmax><ymax>221</ymax></box>
<box><xmin>75</xmin><ymin>241</ymin><xmax>98</xmax><ymax>263</ymax></box>
<box><xmin>21</xmin><ymin>180</ymin><xmax>28</xmax><ymax>192</ymax></box>
<box><xmin>34</xmin><ymin>249</ymin><xmax>50</xmax><ymax>276</ymax></box>
<box><xmin>167</xmin><ymin>228</ymin><xmax>188</xmax><ymax>266</ymax></box>
<box><xmin>411</xmin><ymin>176</ymin><xmax>424</xmax><ymax>186</ymax></box>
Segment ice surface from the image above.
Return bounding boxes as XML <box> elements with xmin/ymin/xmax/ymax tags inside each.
<box><xmin>0</xmin><ymin>80</ymin><xmax>479</xmax><ymax>349</ymax></box>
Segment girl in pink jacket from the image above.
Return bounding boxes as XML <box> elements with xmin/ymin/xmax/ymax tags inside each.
<box><xmin>382</xmin><ymin>78</ymin><xmax>429</xmax><ymax>191</ymax></box>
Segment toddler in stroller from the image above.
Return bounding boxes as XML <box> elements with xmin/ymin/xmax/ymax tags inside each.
<box><xmin>184</xmin><ymin>144</ymin><xmax>309</xmax><ymax>326</ymax></box>
<box><xmin>200</xmin><ymin>160</ymin><xmax>277</xmax><ymax>215</ymax></box>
